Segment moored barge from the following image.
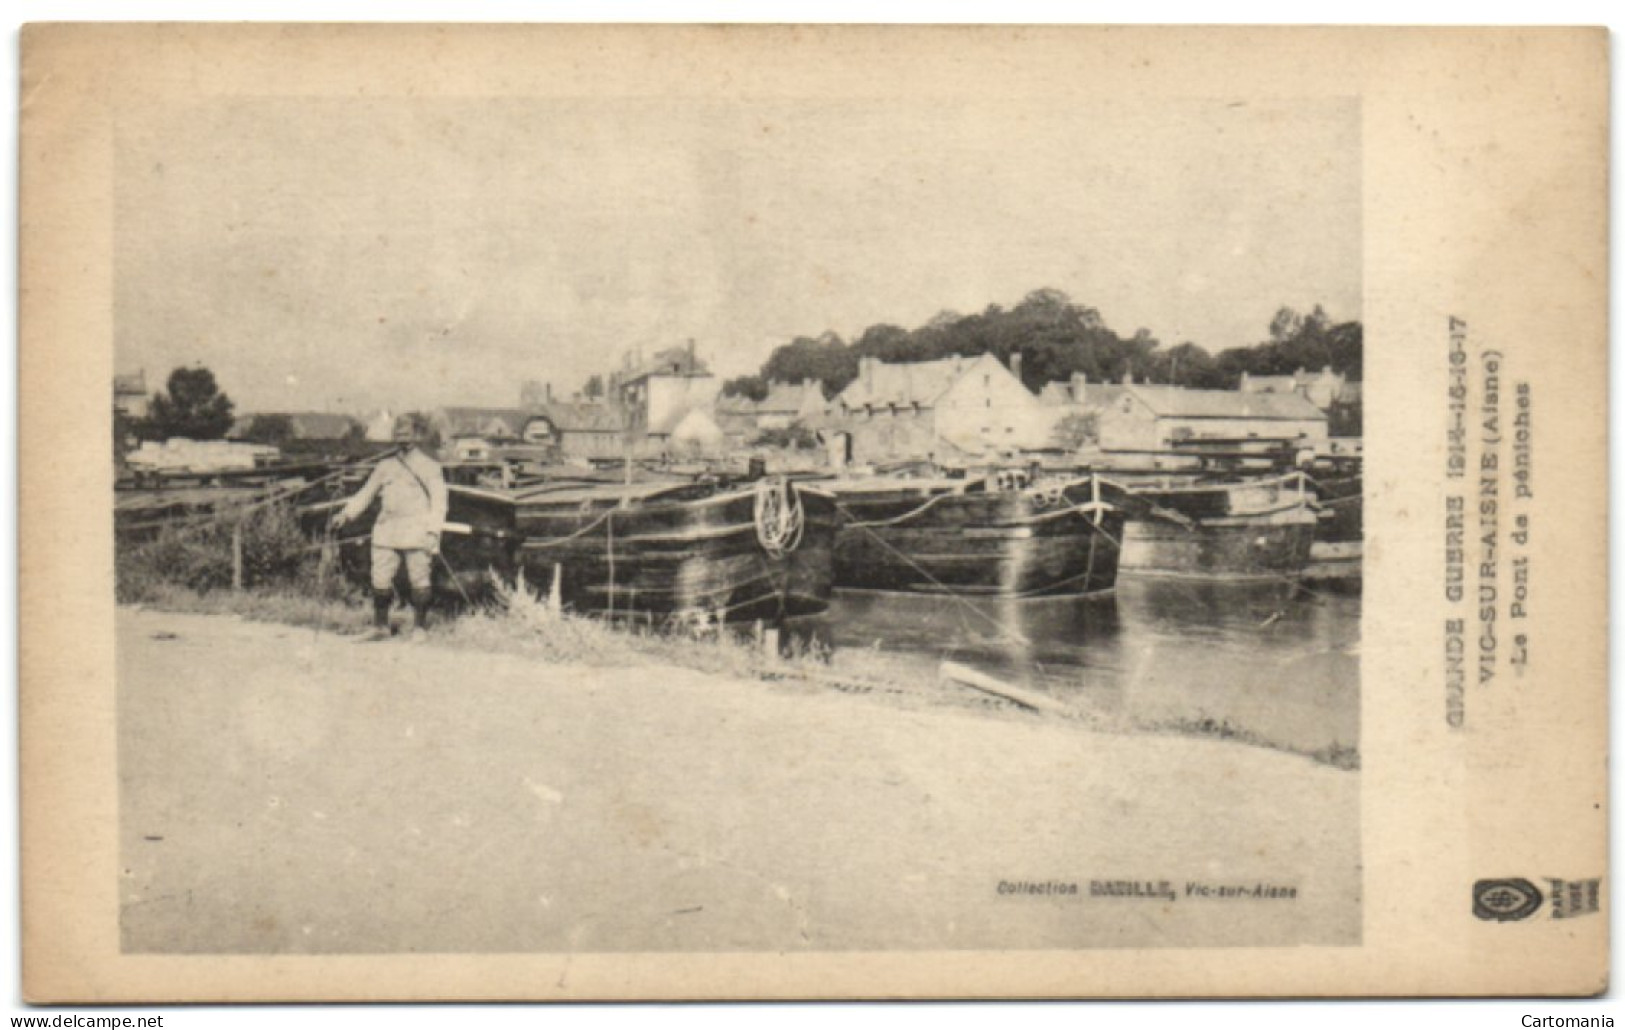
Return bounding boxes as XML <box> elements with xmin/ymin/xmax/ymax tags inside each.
<box><xmin>1304</xmin><ymin>459</ymin><xmax>1362</xmax><ymax>584</ymax></box>
<box><xmin>1120</xmin><ymin>471</ymin><xmax>1318</xmax><ymax>581</ymax></box>
<box><xmin>513</xmin><ymin>477</ymin><xmax>837</xmax><ymax>622</ymax></box>
<box><xmin>825</xmin><ymin>473</ymin><xmax>1131</xmax><ymax>598</ymax></box>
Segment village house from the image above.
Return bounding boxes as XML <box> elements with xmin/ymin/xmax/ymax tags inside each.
<box><xmin>426</xmin><ymin>401</ymin><xmax>631</xmax><ymax>463</ymax></box>
<box><xmin>521</xmin><ymin>401</ymin><xmax>628</xmax><ymax>461</ymax></box>
<box><xmin>114</xmin><ymin>370</ymin><xmax>150</xmax><ymax>420</ymax></box>
<box><xmin>828</xmin><ymin>353</ymin><xmax>1050</xmax><ymax>463</ymax></box>
<box><xmin>713</xmin><ymin>392</ymin><xmax>763</xmax><ymax>441</ymax></box>
<box><xmin>1096</xmin><ymin>384</ymin><xmax>1328</xmax><ymax>453</ymax></box>
<box><xmin>749</xmin><ymin>380</ymin><xmax>827</xmax><ymax>430</ymax></box>
<box><xmin>715</xmin><ymin>378</ymin><xmax>827</xmax><ymax>450</ymax></box>
<box><xmin>608</xmin><ymin>341</ymin><xmax>723</xmax><ymax>458</ymax></box>
<box><xmin>612</xmin><ymin>342</ymin><xmax>718</xmax><ymax>430</ymax></box>
<box><xmin>428</xmin><ymin>407</ymin><xmax>533</xmax><ymax>461</ymax></box>
<box><xmin>662</xmin><ymin>408</ymin><xmax>729</xmax><ymax>459</ymax></box>
<box><xmin>1239</xmin><ymin>366</ymin><xmax>1355</xmax><ymax>411</ymax></box>
<box><xmin>1036</xmin><ymin>373</ymin><xmax>1131</xmax><ymax>449</ymax></box>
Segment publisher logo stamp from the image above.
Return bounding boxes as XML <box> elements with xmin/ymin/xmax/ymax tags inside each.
<box><xmin>1473</xmin><ymin>878</ymin><xmax>1543</xmax><ymax>922</ymax></box>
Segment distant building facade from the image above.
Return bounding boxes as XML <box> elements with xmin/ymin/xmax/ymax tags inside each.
<box><xmin>715</xmin><ymin>379</ymin><xmax>826</xmax><ymax>438</ymax></box>
<box><xmin>429</xmin><ymin>406</ymin><xmax>531</xmax><ymax>460</ymax></box>
<box><xmin>829</xmin><ymin>353</ymin><xmax>1049</xmax><ymax>462</ymax></box>
<box><xmin>665</xmin><ymin>408</ymin><xmax>728</xmax><ymax>458</ymax></box>
<box><xmin>1098</xmin><ymin>385</ymin><xmax>1328</xmax><ymax>453</ymax></box>
<box><xmin>611</xmin><ymin>341</ymin><xmax>719</xmax><ymax>437</ymax></box>
<box><xmin>1239</xmin><ymin>366</ymin><xmax>1357</xmax><ymax>412</ymax></box>
<box><xmin>522</xmin><ymin>402</ymin><xmax>627</xmax><ymax>460</ymax></box>
<box><xmin>114</xmin><ymin>371</ymin><xmax>149</xmax><ymax>419</ymax></box>
<box><xmin>427</xmin><ymin>402</ymin><xmax>629</xmax><ymax>462</ymax></box>
<box><xmin>754</xmin><ymin>380</ymin><xmax>826</xmax><ymax>430</ymax></box>
<box><xmin>606</xmin><ymin>341</ymin><xmax>722</xmax><ymax>457</ymax></box>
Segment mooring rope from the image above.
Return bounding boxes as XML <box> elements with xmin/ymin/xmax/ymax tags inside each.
<box><xmin>119</xmin><ymin>449</ymin><xmax>401</xmax><ymax>545</ymax></box>
<box><xmin>837</xmin><ymin>489</ymin><xmax>959</xmax><ymax>530</ymax></box>
<box><xmin>752</xmin><ymin>477</ymin><xmax>805</xmax><ymax>558</ymax></box>
<box><xmin>520</xmin><ymin>506</ymin><xmax>619</xmax><ymax>550</ymax></box>
<box><xmin>837</xmin><ymin>513</ymin><xmax>1032</xmax><ymax>646</ymax></box>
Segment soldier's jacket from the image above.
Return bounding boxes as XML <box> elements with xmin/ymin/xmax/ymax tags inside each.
<box><xmin>341</xmin><ymin>448</ymin><xmax>449</xmax><ymax>550</ymax></box>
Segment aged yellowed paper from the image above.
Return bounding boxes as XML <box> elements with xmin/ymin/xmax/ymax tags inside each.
<box><xmin>20</xmin><ymin>24</ymin><xmax>1607</xmax><ymax>999</ymax></box>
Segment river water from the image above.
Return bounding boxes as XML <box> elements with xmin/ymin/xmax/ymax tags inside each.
<box><xmin>811</xmin><ymin>578</ymin><xmax>1360</xmax><ymax>760</ymax></box>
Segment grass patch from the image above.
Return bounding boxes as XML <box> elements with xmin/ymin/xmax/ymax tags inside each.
<box><xmin>116</xmin><ymin>500</ymin><xmax>348</xmax><ymax>604</ymax></box>
<box><xmin>1135</xmin><ymin>714</ymin><xmax>1360</xmax><ymax>771</ymax></box>
<box><xmin>120</xmin><ymin>534</ymin><xmax>1359</xmax><ymax>771</ymax></box>
<box><xmin>127</xmin><ymin>580</ymin><xmax>367</xmax><ymax>633</ymax></box>
<box><xmin>445</xmin><ymin>572</ymin><xmax>838</xmax><ymax>681</ymax></box>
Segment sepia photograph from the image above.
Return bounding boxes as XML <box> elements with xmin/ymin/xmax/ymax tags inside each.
<box><xmin>109</xmin><ymin>84</ymin><xmax>1362</xmax><ymax>957</ymax></box>
<box><xmin>19</xmin><ymin>22</ymin><xmax>1606</xmax><ymax>1002</ymax></box>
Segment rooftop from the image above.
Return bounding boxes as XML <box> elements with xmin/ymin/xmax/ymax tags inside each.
<box><xmin>837</xmin><ymin>354</ymin><xmax>1001</xmax><ymax>410</ymax></box>
<box><xmin>1125</xmin><ymin>385</ymin><xmax>1326</xmax><ymax>421</ymax></box>
<box><xmin>529</xmin><ymin>401</ymin><xmax>627</xmax><ymax>434</ymax></box>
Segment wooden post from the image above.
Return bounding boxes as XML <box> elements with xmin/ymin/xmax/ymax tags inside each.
<box><xmin>548</xmin><ymin>563</ymin><xmax>563</xmax><ymax>614</ymax></box>
<box><xmin>605</xmin><ymin>512</ymin><xmax>615</xmax><ymax>618</ymax></box>
<box><xmin>231</xmin><ymin>523</ymin><xmax>244</xmax><ymax>592</ymax></box>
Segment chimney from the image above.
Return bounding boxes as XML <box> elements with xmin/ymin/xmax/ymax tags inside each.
<box><xmin>1010</xmin><ymin>351</ymin><xmax>1023</xmax><ymax>381</ymax></box>
<box><xmin>1071</xmin><ymin>371</ymin><xmax>1087</xmax><ymax>405</ymax></box>
<box><xmin>545</xmin><ymin>382</ymin><xmax>553</xmax><ymax>403</ymax></box>
<box><xmin>688</xmin><ymin>338</ymin><xmax>697</xmax><ymax>369</ymax></box>
<box><xmin>862</xmin><ymin>355</ymin><xmax>876</xmax><ymax>390</ymax></box>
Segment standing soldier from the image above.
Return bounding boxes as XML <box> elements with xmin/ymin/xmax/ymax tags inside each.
<box><xmin>332</xmin><ymin>413</ymin><xmax>448</xmax><ymax>642</ymax></box>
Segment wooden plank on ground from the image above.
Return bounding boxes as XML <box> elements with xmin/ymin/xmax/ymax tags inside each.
<box><xmin>938</xmin><ymin>660</ymin><xmax>1074</xmax><ymax>716</ymax></box>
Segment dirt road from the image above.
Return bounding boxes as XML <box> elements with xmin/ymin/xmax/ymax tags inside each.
<box><xmin>118</xmin><ymin>607</ymin><xmax>1359</xmax><ymax>953</ymax></box>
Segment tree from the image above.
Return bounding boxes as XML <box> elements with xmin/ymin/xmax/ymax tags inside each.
<box><xmin>750</xmin><ymin>424</ymin><xmax>820</xmax><ymax>450</ymax></box>
<box><xmin>761</xmin><ymin>332</ymin><xmax>857</xmax><ymax>396</ymax></box>
<box><xmin>1146</xmin><ymin>341</ymin><xmax>1222</xmax><ymax>388</ymax></box>
<box><xmin>732</xmin><ymin>288</ymin><xmax>1360</xmax><ymax>408</ymax></box>
<box><xmin>1051</xmin><ymin>411</ymin><xmax>1099</xmax><ymax>451</ymax></box>
<box><xmin>1327</xmin><ymin>400</ymin><xmax>1362</xmax><ymax>437</ymax></box>
<box><xmin>145</xmin><ymin>366</ymin><xmax>235</xmax><ymax>441</ymax></box>
<box><xmin>583</xmin><ymin>374</ymin><xmax>605</xmax><ymax>400</ymax></box>
<box><xmin>240</xmin><ymin>414</ymin><xmax>294</xmax><ymax>447</ymax></box>
<box><xmin>721</xmin><ymin>375</ymin><xmax>770</xmax><ymax>402</ymax></box>
<box><xmin>1268</xmin><ymin>306</ymin><xmax>1305</xmax><ymax>344</ymax></box>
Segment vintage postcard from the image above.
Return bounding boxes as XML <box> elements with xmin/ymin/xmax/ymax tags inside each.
<box><xmin>19</xmin><ymin>24</ymin><xmax>1607</xmax><ymax>1000</ymax></box>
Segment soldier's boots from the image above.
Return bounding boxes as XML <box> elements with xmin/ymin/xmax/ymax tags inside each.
<box><xmin>409</xmin><ymin>588</ymin><xmax>432</xmax><ymax>643</ymax></box>
<box><xmin>365</xmin><ymin>590</ymin><xmax>394</xmax><ymax>641</ymax></box>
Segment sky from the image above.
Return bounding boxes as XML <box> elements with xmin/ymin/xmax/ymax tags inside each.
<box><xmin>116</xmin><ymin>94</ymin><xmax>1360</xmax><ymax>414</ymax></box>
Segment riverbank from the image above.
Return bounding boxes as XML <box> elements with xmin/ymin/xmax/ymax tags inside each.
<box><xmin>123</xmin><ymin>582</ymin><xmax>1360</xmax><ymax>768</ymax></box>
<box><xmin>118</xmin><ymin>605</ymin><xmax>1360</xmax><ymax>953</ymax></box>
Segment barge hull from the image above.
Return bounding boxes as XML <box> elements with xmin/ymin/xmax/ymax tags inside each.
<box><xmin>515</xmin><ymin>484</ymin><xmax>836</xmax><ymax>621</ymax></box>
<box><xmin>835</xmin><ymin>511</ymin><xmax>1124</xmax><ymax>596</ymax></box>
<box><xmin>830</xmin><ymin>478</ymin><xmax>1127</xmax><ymax>598</ymax></box>
<box><xmin>1120</xmin><ymin>512</ymin><xmax>1317</xmax><ymax>582</ymax></box>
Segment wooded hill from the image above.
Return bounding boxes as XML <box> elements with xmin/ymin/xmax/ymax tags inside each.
<box><xmin>722</xmin><ymin>288</ymin><xmax>1362</xmax><ymax>403</ymax></box>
